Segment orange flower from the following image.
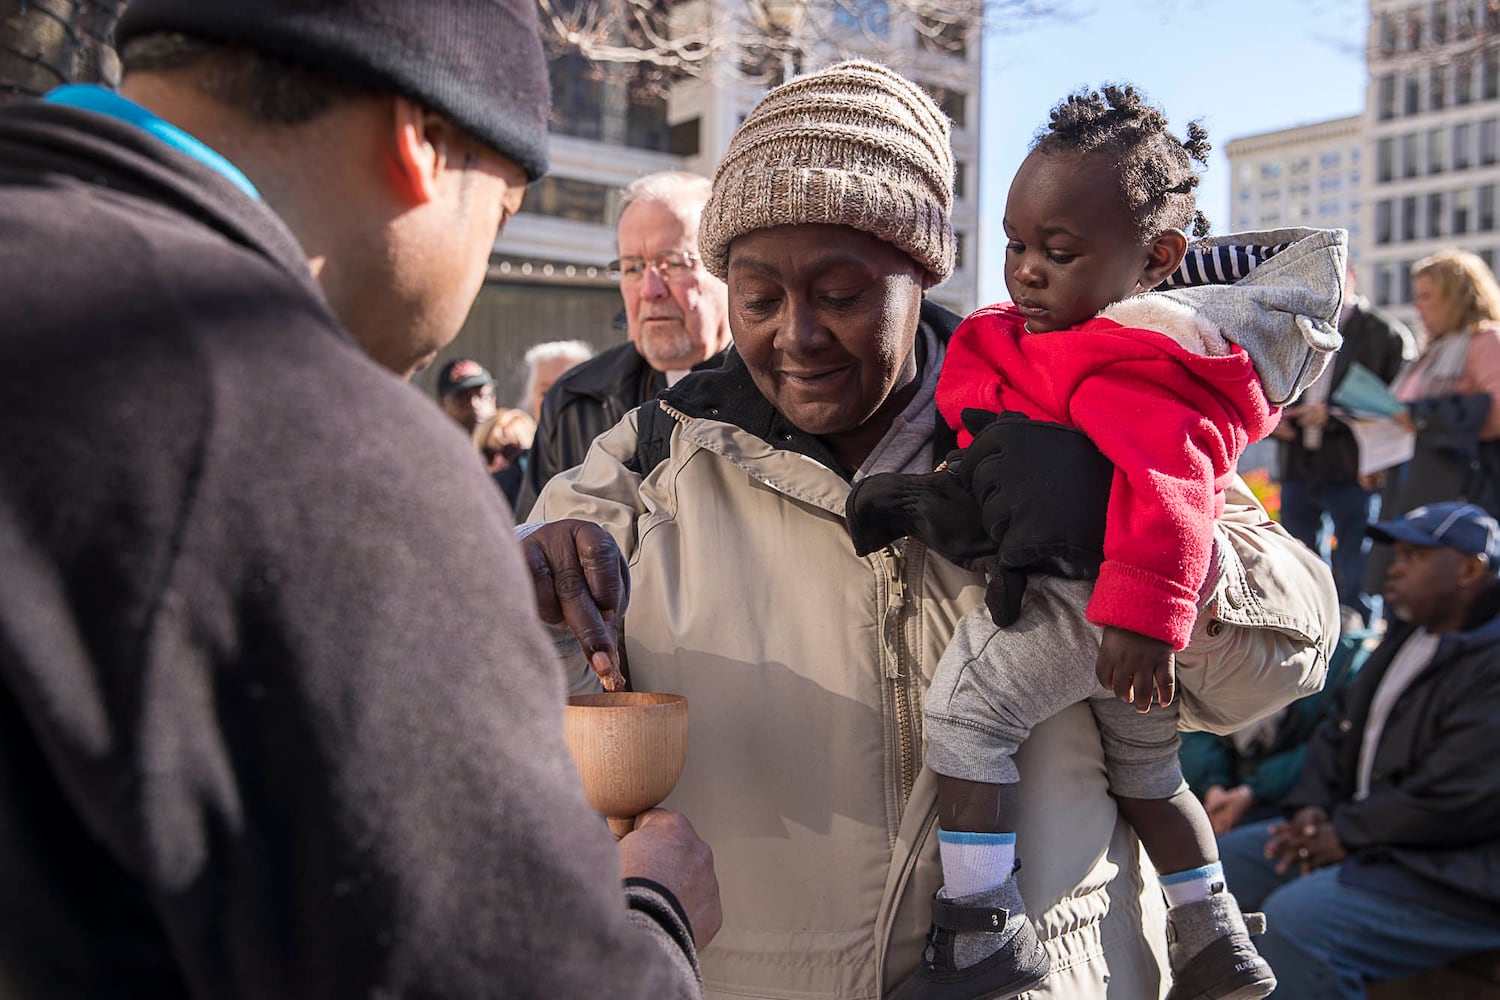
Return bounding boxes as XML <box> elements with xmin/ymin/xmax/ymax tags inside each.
<box><xmin>1240</xmin><ymin>468</ymin><xmax>1282</xmax><ymax>522</ymax></box>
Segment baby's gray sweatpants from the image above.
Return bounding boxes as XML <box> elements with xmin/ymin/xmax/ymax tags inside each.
<box><xmin>925</xmin><ymin>575</ymin><xmax>1186</xmax><ymax>799</ymax></box>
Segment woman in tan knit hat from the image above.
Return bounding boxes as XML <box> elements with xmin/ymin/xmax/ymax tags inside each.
<box><xmin>524</xmin><ymin>61</ymin><xmax>1170</xmax><ymax>998</ymax></box>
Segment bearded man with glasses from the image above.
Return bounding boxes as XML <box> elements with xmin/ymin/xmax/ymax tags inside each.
<box><xmin>515</xmin><ymin>171</ymin><xmax>731</xmax><ymax>516</ymax></box>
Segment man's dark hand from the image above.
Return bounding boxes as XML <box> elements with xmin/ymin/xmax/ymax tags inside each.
<box><xmin>1265</xmin><ymin>806</ymin><xmax>1339</xmax><ymax>875</ymax></box>
<box><xmin>1095</xmin><ymin>625</ymin><xmax>1175</xmax><ymax>712</ymax></box>
<box><xmin>523</xmin><ymin>519</ymin><xmax>630</xmax><ymax>690</ymax></box>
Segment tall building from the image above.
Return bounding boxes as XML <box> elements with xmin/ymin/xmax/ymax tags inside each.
<box><xmin>429</xmin><ymin>2</ymin><xmax>984</xmax><ymax>404</ymax></box>
<box><xmin>1364</xmin><ymin>0</ymin><xmax>1500</xmax><ymax>324</ymax></box>
<box><xmin>1224</xmin><ymin>115</ymin><xmax>1365</xmax><ymax>265</ymax></box>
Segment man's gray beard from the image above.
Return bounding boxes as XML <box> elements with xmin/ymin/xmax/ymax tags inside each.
<box><xmin>640</xmin><ymin>327</ymin><xmax>698</xmax><ymax>369</ymax></box>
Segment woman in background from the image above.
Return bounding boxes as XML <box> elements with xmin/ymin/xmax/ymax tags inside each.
<box><xmin>1366</xmin><ymin>249</ymin><xmax>1500</xmax><ymax>603</ymax></box>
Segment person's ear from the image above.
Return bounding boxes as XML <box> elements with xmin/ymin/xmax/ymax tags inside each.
<box><xmin>389</xmin><ymin>97</ymin><xmax>451</xmax><ymax>206</ymax></box>
<box><xmin>1141</xmin><ymin>229</ymin><xmax>1188</xmax><ymax>290</ymax></box>
<box><xmin>1458</xmin><ymin>552</ymin><xmax>1493</xmax><ymax>589</ymax></box>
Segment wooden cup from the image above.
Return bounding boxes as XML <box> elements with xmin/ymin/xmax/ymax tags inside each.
<box><xmin>563</xmin><ymin>692</ymin><xmax>688</xmax><ymax>838</ymax></box>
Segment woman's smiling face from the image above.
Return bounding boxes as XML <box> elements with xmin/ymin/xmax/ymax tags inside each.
<box><xmin>726</xmin><ymin>224</ymin><xmax>927</xmax><ymax>468</ymax></box>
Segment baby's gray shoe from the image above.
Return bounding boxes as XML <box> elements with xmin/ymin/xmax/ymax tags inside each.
<box><xmin>1164</xmin><ymin>890</ymin><xmax>1276</xmax><ymax>1000</ymax></box>
<box><xmin>892</xmin><ymin>874</ymin><xmax>1049</xmax><ymax>1000</ymax></box>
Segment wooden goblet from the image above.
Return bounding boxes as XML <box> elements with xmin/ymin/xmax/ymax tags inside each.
<box><xmin>563</xmin><ymin>692</ymin><xmax>688</xmax><ymax>838</ymax></box>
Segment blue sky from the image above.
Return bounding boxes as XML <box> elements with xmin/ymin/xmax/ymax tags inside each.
<box><xmin>976</xmin><ymin>0</ymin><xmax>1370</xmax><ymax>303</ymax></box>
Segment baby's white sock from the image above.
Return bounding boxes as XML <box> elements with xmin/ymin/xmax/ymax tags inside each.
<box><xmin>1161</xmin><ymin>860</ymin><xmax>1226</xmax><ymax>908</ymax></box>
<box><xmin>937</xmin><ymin>828</ymin><xmax>1016</xmax><ymax>898</ymax></box>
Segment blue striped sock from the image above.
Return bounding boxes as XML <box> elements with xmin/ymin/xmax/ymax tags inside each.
<box><xmin>938</xmin><ymin>828</ymin><xmax>1016</xmax><ymax>898</ymax></box>
<box><xmin>1161</xmin><ymin>861</ymin><xmax>1226</xmax><ymax>908</ymax></box>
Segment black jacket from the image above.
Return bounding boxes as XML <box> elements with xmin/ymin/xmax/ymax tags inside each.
<box><xmin>0</xmin><ymin>101</ymin><xmax>696</xmax><ymax>998</ymax></box>
<box><xmin>1285</xmin><ymin>586</ymin><xmax>1500</xmax><ymax>921</ymax></box>
<box><xmin>514</xmin><ymin>340</ymin><xmax>726</xmax><ymax>517</ymax></box>
<box><xmin>1278</xmin><ymin>297</ymin><xmax>1414</xmax><ymax>483</ymax></box>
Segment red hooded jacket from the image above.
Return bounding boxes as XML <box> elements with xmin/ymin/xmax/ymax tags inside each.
<box><xmin>937</xmin><ymin>302</ymin><xmax>1278</xmax><ymax>649</ymax></box>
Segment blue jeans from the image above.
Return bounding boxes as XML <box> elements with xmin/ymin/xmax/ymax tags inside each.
<box><xmin>1218</xmin><ymin>823</ymin><xmax>1500</xmax><ymax>998</ymax></box>
<box><xmin>1278</xmin><ymin>479</ymin><xmax>1379</xmax><ymax>622</ymax></box>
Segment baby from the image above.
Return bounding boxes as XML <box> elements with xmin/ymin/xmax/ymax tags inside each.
<box><xmin>848</xmin><ymin>85</ymin><xmax>1346</xmax><ymax>1000</ymax></box>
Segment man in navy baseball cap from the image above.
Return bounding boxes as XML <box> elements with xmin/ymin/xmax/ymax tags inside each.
<box><xmin>1217</xmin><ymin>498</ymin><xmax>1500</xmax><ymax>995</ymax></box>
<box><xmin>1368</xmin><ymin>501</ymin><xmax>1500</xmax><ymax>569</ymax></box>
<box><xmin>1368</xmin><ymin>502</ymin><xmax>1500</xmax><ymax>628</ymax></box>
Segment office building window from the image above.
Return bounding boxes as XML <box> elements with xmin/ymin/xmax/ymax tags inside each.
<box><xmin>1400</xmin><ymin>261</ymin><xmax>1415</xmax><ymax>304</ymax></box>
<box><xmin>1455</xmin><ymin>189</ymin><xmax>1473</xmax><ymax>234</ymax></box>
<box><xmin>1483</xmin><ymin>248</ymin><xmax>1496</xmax><ymax>271</ymax></box>
<box><xmin>1402</xmin><ymin>195</ymin><xmax>1418</xmax><ymax>241</ymax></box>
<box><xmin>549</xmin><ymin>53</ymin><xmax>603</xmax><ymax>141</ymax></box>
<box><xmin>1483</xmin><ymin>184</ymin><xmax>1497</xmax><ymax>231</ymax></box>
<box><xmin>1431</xmin><ymin>65</ymin><xmax>1448</xmax><ymax>110</ymax></box>
<box><xmin>1378</xmin><ymin>73</ymin><xmax>1397</xmax><ymax>120</ymax></box>
<box><xmin>942</xmin><ymin>90</ymin><xmax>967</xmax><ymax>128</ymax></box>
<box><xmin>915</xmin><ymin>14</ymin><xmax>967</xmax><ymax>58</ymax></box>
<box><xmin>1458</xmin><ymin>59</ymin><xmax>1475</xmax><ymax>104</ymax></box>
<box><xmin>953</xmin><ymin>161</ymin><xmax>966</xmax><ymax>199</ymax></box>
<box><xmin>1404</xmin><ymin>132</ymin><xmax>1420</xmax><ymax>178</ymax></box>
<box><xmin>1376</xmin><ymin>199</ymin><xmax>1393</xmax><ymax>244</ymax></box>
<box><xmin>520</xmin><ymin>176</ymin><xmax>616</xmax><ymax>225</ymax></box>
<box><xmin>953</xmin><ymin>231</ymin><xmax>966</xmax><ymax>270</ymax></box>
<box><xmin>1404</xmin><ymin>73</ymin><xmax>1421</xmax><ymax>115</ymax></box>
<box><xmin>1428</xmin><ymin>191</ymin><xmax>1445</xmax><ymax>238</ymax></box>
<box><xmin>1483</xmin><ymin>119</ymin><xmax>1498</xmax><ymax>165</ymax></box>
<box><xmin>1488</xmin><ymin>51</ymin><xmax>1500</xmax><ymax>100</ymax></box>
<box><xmin>669</xmin><ymin>118</ymin><xmax>701</xmax><ymax>157</ymax></box>
<box><xmin>1429</xmin><ymin>127</ymin><xmax>1446</xmax><ymax>173</ymax></box>
<box><xmin>833</xmin><ymin>0</ymin><xmax>890</xmax><ymax>37</ymax></box>
<box><xmin>1456</xmin><ymin>123</ymin><xmax>1474</xmax><ymax>169</ymax></box>
<box><xmin>548</xmin><ymin>55</ymin><xmax>669</xmax><ymax>152</ymax></box>
<box><xmin>1432</xmin><ymin>0</ymin><xmax>1449</xmax><ymax>43</ymax></box>
<box><xmin>1374</xmin><ymin>261</ymin><xmax>1393</xmax><ymax>306</ymax></box>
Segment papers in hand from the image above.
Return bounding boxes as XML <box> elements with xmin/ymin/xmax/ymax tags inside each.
<box><xmin>1332</xmin><ymin>362</ymin><xmax>1406</xmax><ymax>418</ymax></box>
<box><xmin>1346</xmin><ymin>417</ymin><xmax>1415</xmax><ymax>476</ymax></box>
<box><xmin>1325</xmin><ymin>363</ymin><xmax>1414</xmax><ymax>475</ymax></box>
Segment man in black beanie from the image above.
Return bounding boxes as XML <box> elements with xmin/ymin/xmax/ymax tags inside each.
<box><xmin>0</xmin><ymin>3</ymin><xmax>718</xmax><ymax>998</ymax></box>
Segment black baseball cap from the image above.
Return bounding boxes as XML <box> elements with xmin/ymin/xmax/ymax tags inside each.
<box><xmin>436</xmin><ymin>358</ymin><xmax>495</xmax><ymax>398</ymax></box>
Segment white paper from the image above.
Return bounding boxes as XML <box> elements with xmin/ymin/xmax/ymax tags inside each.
<box><xmin>1346</xmin><ymin>417</ymin><xmax>1416</xmax><ymax>477</ymax></box>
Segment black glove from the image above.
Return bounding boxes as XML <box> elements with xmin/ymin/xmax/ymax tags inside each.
<box><xmin>845</xmin><ymin>468</ymin><xmax>991</xmax><ymax>561</ymax></box>
<box><xmin>955</xmin><ymin>409</ymin><xmax>1114</xmax><ymax>625</ymax></box>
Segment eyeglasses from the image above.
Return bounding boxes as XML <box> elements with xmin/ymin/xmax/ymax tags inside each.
<box><xmin>606</xmin><ymin>251</ymin><xmax>701</xmax><ymax>283</ymax></box>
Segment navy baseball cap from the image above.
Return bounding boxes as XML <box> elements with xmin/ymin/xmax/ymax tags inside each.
<box><xmin>436</xmin><ymin>358</ymin><xmax>494</xmax><ymax>398</ymax></box>
<box><xmin>1367</xmin><ymin>502</ymin><xmax>1500</xmax><ymax>567</ymax></box>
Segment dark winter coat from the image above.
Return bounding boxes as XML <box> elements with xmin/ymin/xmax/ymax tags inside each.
<box><xmin>514</xmin><ymin>339</ymin><xmax>725</xmax><ymax>518</ymax></box>
<box><xmin>0</xmin><ymin>100</ymin><xmax>697</xmax><ymax>999</ymax></box>
<box><xmin>1285</xmin><ymin>585</ymin><xmax>1500</xmax><ymax>922</ymax></box>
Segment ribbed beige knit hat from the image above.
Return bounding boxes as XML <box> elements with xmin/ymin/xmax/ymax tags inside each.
<box><xmin>700</xmin><ymin>60</ymin><xmax>955</xmax><ymax>284</ymax></box>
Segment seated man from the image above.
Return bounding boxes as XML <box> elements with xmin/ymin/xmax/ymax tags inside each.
<box><xmin>1219</xmin><ymin>501</ymin><xmax>1500</xmax><ymax>999</ymax></box>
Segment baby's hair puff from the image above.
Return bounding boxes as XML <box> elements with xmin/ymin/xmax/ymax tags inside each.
<box><xmin>1033</xmin><ymin>84</ymin><xmax>1211</xmax><ymax>239</ymax></box>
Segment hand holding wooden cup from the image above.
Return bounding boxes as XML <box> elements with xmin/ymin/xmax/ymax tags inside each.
<box><xmin>563</xmin><ymin>692</ymin><xmax>688</xmax><ymax>838</ymax></box>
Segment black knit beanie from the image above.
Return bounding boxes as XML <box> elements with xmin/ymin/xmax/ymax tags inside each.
<box><xmin>115</xmin><ymin>0</ymin><xmax>551</xmax><ymax>180</ymax></box>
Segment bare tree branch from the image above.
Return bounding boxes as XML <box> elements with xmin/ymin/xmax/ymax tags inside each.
<box><xmin>535</xmin><ymin>0</ymin><xmax>1076</xmax><ymax>95</ymax></box>
<box><xmin>0</xmin><ymin>0</ymin><xmax>124</xmax><ymax>104</ymax></box>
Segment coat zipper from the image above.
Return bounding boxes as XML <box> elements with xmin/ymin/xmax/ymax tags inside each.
<box><xmin>884</xmin><ymin>544</ymin><xmax>920</xmax><ymax>805</ymax></box>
